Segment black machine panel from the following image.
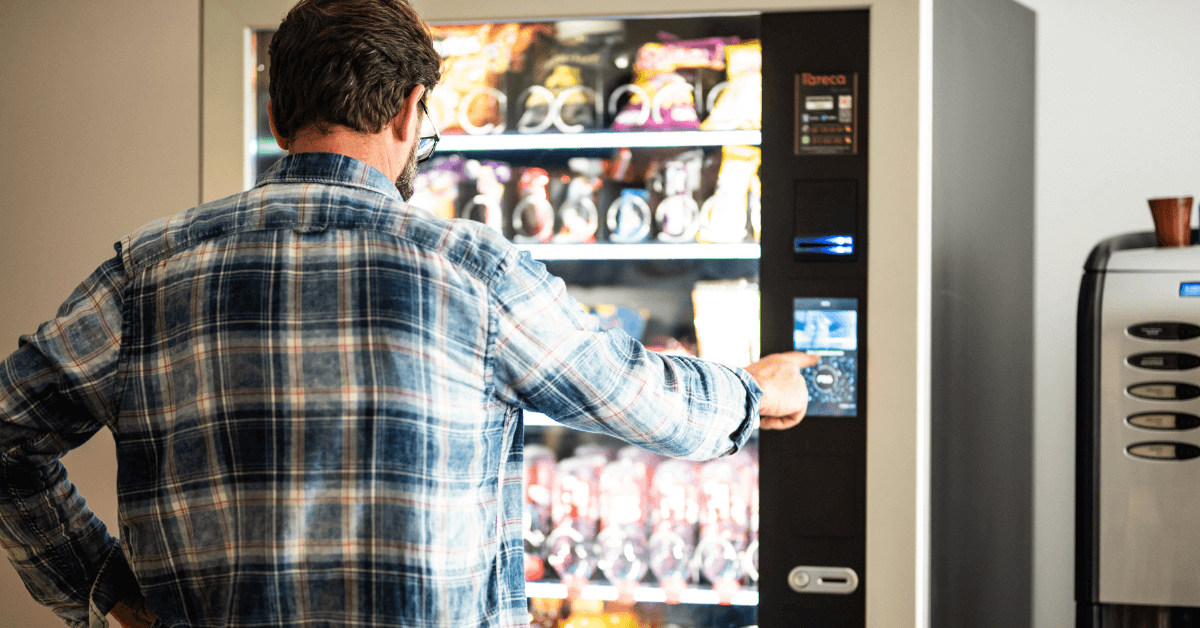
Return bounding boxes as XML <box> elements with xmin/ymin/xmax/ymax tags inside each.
<box><xmin>759</xmin><ymin>9</ymin><xmax>868</xmax><ymax>628</ymax></box>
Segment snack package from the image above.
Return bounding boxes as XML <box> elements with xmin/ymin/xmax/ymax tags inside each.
<box><xmin>460</xmin><ymin>160</ymin><xmax>511</xmax><ymax>235</ymax></box>
<box><xmin>409</xmin><ymin>155</ymin><xmax>466</xmax><ymax>220</ymax></box>
<box><xmin>649</xmin><ymin>150</ymin><xmax>703</xmax><ymax>242</ymax></box>
<box><xmin>518</xmin><ymin>21</ymin><xmax>622</xmax><ymax>134</ymax></box>
<box><xmin>697</xmin><ymin>145</ymin><xmax>761</xmax><ymax>243</ymax></box>
<box><xmin>511</xmin><ymin>167</ymin><xmax>555</xmax><ymax>243</ymax></box>
<box><xmin>610</xmin><ymin>36</ymin><xmax>738</xmax><ymax>132</ymax></box>
<box><xmin>580</xmin><ymin>303</ymin><xmax>649</xmax><ymax>341</ymax></box>
<box><xmin>605</xmin><ymin>188</ymin><xmax>652</xmax><ymax>243</ymax></box>
<box><xmin>700</xmin><ymin>40</ymin><xmax>762</xmax><ymax>131</ymax></box>
<box><xmin>429</xmin><ymin>23</ymin><xmax>549</xmax><ymax>135</ymax></box>
<box><xmin>553</xmin><ymin>158</ymin><xmax>602</xmax><ymax>243</ymax></box>
<box><xmin>692</xmin><ymin>279</ymin><xmax>760</xmax><ymax>368</ymax></box>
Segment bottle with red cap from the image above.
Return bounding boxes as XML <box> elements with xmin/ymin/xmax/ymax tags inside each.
<box><xmin>524</xmin><ymin>444</ymin><xmax>557</xmax><ymax>582</ymax></box>
<box><xmin>546</xmin><ymin>453</ymin><xmax>606</xmax><ymax>598</ymax></box>
<box><xmin>597</xmin><ymin>456</ymin><xmax>652</xmax><ymax>604</ymax></box>
<box><xmin>693</xmin><ymin>456</ymin><xmax>751</xmax><ymax>604</ymax></box>
<box><xmin>647</xmin><ymin>458</ymin><xmax>700</xmax><ymax>604</ymax></box>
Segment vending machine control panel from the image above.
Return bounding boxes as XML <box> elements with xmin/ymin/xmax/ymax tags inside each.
<box><xmin>793</xmin><ymin>297</ymin><xmax>859</xmax><ymax>417</ymax></box>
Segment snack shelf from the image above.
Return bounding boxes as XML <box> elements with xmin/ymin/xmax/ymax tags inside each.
<box><xmin>437</xmin><ymin>130</ymin><xmax>762</xmax><ymax>152</ymax></box>
<box><xmin>525</xmin><ymin>581</ymin><xmax>759</xmax><ymax>606</ymax></box>
<box><xmin>516</xmin><ymin>242</ymin><xmax>759</xmax><ymax>261</ymax></box>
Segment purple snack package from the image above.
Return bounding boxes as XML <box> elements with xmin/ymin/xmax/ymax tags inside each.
<box><xmin>610</xmin><ymin>36</ymin><xmax>739</xmax><ymax>132</ymax></box>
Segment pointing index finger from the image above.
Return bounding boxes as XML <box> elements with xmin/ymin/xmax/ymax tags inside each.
<box><xmin>782</xmin><ymin>351</ymin><xmax>821</xmax><ymax>368</ymax></box>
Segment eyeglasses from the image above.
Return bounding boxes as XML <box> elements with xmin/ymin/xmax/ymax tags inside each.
<box><xmin>416</xmin><ymin>100</ymin><xmax>439</xmax><ymax>164</ymax></box>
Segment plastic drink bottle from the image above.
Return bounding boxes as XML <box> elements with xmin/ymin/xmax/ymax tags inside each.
<box><xmin>597</xmin><ymin>457</ymin><xmax>651</xmax><ymax>603</ymax></box>
<box><xmin>547</xmin><ymin>453</ymin><xmax>605</xmax><ymax>598</ymax></box>
<box><xmin>647</xmin><ymin>459</ymin><xmax>699</xmax><ymax>603</ymax></box>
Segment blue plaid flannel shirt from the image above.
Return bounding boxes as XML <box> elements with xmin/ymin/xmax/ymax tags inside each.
<box><xmin>0</xmin><ymin>153</ymin><xmax>761</xmax><ymax>627</ymax></box>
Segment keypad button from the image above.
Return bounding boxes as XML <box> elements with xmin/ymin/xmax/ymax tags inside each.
<box><xmin>1127</xmin><ymin>322</ymin><xmax>1200</xmax><ymax>341</ymax></box>
<box><xmin>1127</xmin><ymin>352</ymin><xmax>1200</xmax><ymax>370</ymax></box>
<box><xmin>1127</xmin><ymin>442</ymin><xmax>1200</xmax><ymax>461</ymax></box>
<box><xmin>1128</xmin><ymin>383</ymin><xmax>1200</xmax><ymax>400</ymax></box>
<box><xmin>1127</xmin><ymin>412</ymin><xmax>1200</xmax><ymax>431</ymax></box>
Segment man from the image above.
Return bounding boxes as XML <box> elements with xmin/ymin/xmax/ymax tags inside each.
<box><xmin>0</xmin><ymin>1</ymin><xmax>817</xmax><ymax>626</ymax></box>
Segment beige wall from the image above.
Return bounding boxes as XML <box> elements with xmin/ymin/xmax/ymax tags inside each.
<box><xmin>0</xmin><ymin>1</ymin><xmax>200</xmax><ymax>626</ymax></box>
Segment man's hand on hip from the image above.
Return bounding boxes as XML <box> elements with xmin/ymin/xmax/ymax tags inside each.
<box><xmin>110</xmin><ymin>594</ymin><xmax>157</xmax><ymax>628</ymax></box>
<box><xmin>743</xmin><ymin>351</ymin><xmax>820</xmax><ymax>430</ymax></box>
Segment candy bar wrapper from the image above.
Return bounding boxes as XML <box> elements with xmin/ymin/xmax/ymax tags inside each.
<box><xmin>692</xmin><ymin>279</ymin><xmax>760</xmax><ymax>368</ymax></box>
<box><xmin>700</xmin><ymin>40</ymin><xmax>762</xmax><ymax>131</ymax></box>
<box><xmin>429</xmin><ymin>23</ymin><xmax>550</xmax><ymax>135</ymax></box>
<box><xmin>611</xmin><ymin>36</ymin><xmax>738</xmax><ymax>132</ymax></box>
<box><xmin>697</xmin><ymin>145</ymin><xmax>761</xmax><ymax>244</ymax></box>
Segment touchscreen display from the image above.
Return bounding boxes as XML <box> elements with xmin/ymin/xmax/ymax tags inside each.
<box><xmin>793</xmin><ymin>297</ymin><xmax>858</xmax><ymax>417</ymax></box>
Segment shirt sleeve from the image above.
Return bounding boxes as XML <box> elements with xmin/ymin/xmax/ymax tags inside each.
<box><xmin>0</xmin><ymin>255</ymin><xmax>138</xmax><ymax>627</ymax></box>
<box><xmin>489</xmin><ymin>250</ymin><xmax>761</xmax><ymax>461</ymax></box>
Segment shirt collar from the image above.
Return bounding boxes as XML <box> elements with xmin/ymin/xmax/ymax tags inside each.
<box><xmin>256</xmin><ymin>152</ymin><xmax>402</xmax><ymax>201</ymax></box>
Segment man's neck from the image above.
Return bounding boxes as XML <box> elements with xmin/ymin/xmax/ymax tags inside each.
<box><xmin>287</xmin><ymin>125</ymin><xmax>403</xmax><ymax>182</ymax></box>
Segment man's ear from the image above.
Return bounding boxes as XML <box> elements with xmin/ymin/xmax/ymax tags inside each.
<box><xmin>391</xmin><ymin>84</ymin><xmax>426</xmax><ymax>143</ymax></box>
<box><xmin>267</xmin><ymin>99</ymin><xmax>288</xmax><ymax>151</ymax></box>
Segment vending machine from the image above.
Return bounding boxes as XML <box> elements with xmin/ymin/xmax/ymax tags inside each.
<box><xmin>1078</xmin><ymin>232</ymin><xmax>1200</xmax><ymax>628</ymax></box>
<box><xmin>250</xmin><ymin>9</ymin><xmax>869</xmax><ymax>628</ymax></box>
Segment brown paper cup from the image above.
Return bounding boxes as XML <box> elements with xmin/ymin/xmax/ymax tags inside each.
<box><xmin>1148</xmin><ymin>196</ymin><xmax>1194</xmax><ymax>247</ymax></box>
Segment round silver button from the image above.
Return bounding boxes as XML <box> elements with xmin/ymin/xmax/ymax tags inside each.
<box><xmin>788</xmin><ymin>567</ymin><xmax>811</xmax><ymax>591</ymax></box>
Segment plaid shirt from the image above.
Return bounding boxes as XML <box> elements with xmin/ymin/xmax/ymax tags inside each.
<box><xmin>0</xmin><ymin>153</ymin><xmax>761</xmax><ymax>628</ymax></box>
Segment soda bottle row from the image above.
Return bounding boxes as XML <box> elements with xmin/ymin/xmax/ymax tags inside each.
<box><xmin>523</xmin><ymin>442</ymin><xmax>759</xmax><ymax>605</ymax></box>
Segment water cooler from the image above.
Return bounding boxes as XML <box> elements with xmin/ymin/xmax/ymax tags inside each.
<box><xmin>1078</xmin><ymin>231</ymin><xmax>1200</xmax><ymax>628</ymax></box>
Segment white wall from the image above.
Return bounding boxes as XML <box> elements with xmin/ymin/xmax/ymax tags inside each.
<box><xmin>1020</xmin><ymin>1</ymin><xmax>1200</xmax><ymax>627</ymax></box>
<box><xmin>0</xmin><ymin>2</ymin><xmax>199</xmax><ymax>626</ymax></box>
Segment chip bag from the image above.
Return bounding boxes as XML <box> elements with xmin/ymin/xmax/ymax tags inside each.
<box><xmin>429</xmin><ymin>23</ymin><xmax>549</xmax><ymax>135</ymax></box>
<box><xmin>697</xmin><ymin>145</ymin><xmax>761</xmax><ymax>243</ymax></box>
<box><xmin>610</xmin><ymin>36</ymin><xmax>738</xmax><ymax>132</ymax></box>
<box><xmin>700</xmin><ymin>40</ymin><xmax>762</xmax><ymax>131</ymax></box>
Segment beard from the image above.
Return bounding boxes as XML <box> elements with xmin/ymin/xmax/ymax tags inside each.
<box><xmin>395</xmin><ymin>141</ymin><xmax>419</xmax><ymax>200</ymax></box>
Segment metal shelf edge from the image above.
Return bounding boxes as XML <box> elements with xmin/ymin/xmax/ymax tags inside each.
<box><xmin>524</xmin><ymin>581</ymin><xmax>759</xmax><ymax>606</ymax></box>
<box><xmin>516</xmin><ymin>243</ymin><xmax>760</xmax><ymax>261</ymax></box>
<box><xmin>437</xmin><ymin>130</ymin><xmax>762</xmax><ymax>151</ymax></box>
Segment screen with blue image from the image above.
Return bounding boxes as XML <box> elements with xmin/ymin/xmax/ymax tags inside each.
<box><xmin>794</xmin><ymin>297</ymin><xmax>858</xmax><ymax>417</ymax></box>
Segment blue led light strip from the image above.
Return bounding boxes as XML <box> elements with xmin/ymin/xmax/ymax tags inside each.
<box><xmin>794</xmin><ymin>235</ymin><xmax>855</xmax><ymax>255</ymax></box>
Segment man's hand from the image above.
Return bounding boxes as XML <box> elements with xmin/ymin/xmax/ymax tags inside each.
<box><xmin>743</xmin><ymin>351</ymin><xmax>821</xmax><ymax>430</ymax></box>
<box><xmin>110</xmin><ymin>594</ymin><xmax>156</xmax><ymax>628</ymax></box>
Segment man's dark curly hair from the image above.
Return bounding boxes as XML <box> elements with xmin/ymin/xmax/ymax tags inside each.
<box><xmin>268</xmin><ymin>0</ymin><xmax>442</xmax><ymax>140</ymax></box>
